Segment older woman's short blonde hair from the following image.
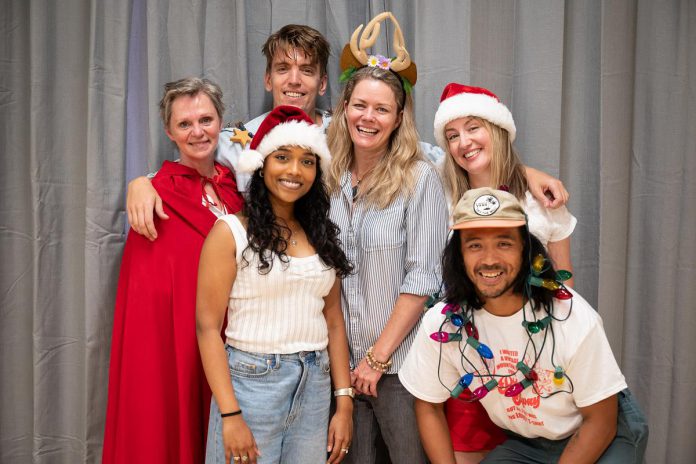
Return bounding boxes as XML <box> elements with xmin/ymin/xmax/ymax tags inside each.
<box><xmin>158</xmin><ymin>77</ymin><xmax>224</xmax><ymax>128</ymax></box>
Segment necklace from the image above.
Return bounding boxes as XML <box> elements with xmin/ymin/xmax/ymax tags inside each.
<box><xmin>287</xmin><ymin>223</ymin><xmax>301</xmax><ymax>246</ymax></box>
<box><xmin>353</xmin><ymin>166</ymin><xmax>375</xmax><ymax>201</ymax></box>
<box><xmin>434</xmin><ymin>299</ymin><xmax>571</xmax><ymax>401</ymax></box>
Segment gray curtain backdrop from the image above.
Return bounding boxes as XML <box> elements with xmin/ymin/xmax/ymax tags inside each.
<box><xmin>1</xmin><ymin>0</ymin><xmax>694</xmax><ymax>462</ymax></box>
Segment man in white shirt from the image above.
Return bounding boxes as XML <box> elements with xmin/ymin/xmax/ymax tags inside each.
<box><xmin>399</xmin><ymin>187</ymin><xmax>648</xmax><ymax>463</ymax></box>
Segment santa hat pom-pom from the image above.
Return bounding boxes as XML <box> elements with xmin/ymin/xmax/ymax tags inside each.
<box><xmin>237</xmin><ymin>149</ymin><xmax>265</xmax><ymax>174</ymax></box>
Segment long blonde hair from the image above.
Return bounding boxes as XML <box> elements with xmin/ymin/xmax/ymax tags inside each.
<box><xmin>327</xmin><ymin>66</ymin><xmax>422</xmax><ymax>209</ymax></box>
<box><xmin>441</xmin><ymin>117</ymin><xmax>527</xmax><ymax>209</ymax></box>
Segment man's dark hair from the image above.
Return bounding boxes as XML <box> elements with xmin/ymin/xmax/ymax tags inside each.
<box><xmin>262</xmin><ymin>24</ymin><xmax>331</xmax><ymax>76</ymax></box>
<box><xmin>441</xmin><ymin>226</ymin><xmax>556</xmax><ymax>312</ymax></box>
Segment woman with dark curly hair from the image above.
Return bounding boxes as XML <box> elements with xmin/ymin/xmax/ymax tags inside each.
<box><xmin>196</xmin><ymin>106</ymin><xmax>354</xmax><ymax>464</ymax></box>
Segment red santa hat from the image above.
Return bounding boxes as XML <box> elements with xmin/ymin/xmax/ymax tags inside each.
<box><xmin>237</xmin><ymin>105</ymin><xmax>331</xmax><ymax>174</ymax></box>
<box><xmin>433</xmin><ymin>83</ymin><xmax>517</xmax><ymax>150</ymax></box>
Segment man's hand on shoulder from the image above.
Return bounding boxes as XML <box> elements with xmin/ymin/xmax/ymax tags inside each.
<box><xmin>126</xmin><ymin>176</ymin><xmax>168</xmax><ymax>241</ymax></box>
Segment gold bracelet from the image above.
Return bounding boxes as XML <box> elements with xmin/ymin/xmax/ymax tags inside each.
<box><xmin>364</xmin><ymin>354</ymin><xmax>387</xmax><ymax>373</ymax></box>
<box><xmin>366</xmin><ymin>346</ymin><xmax>392</xmax><ymax>371</ymax></box>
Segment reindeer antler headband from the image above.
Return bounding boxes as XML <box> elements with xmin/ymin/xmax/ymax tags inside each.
<box><xmin>339</xmin><ymin>12</ymin><xmax>418</xmax><ymax>92</ymax></box>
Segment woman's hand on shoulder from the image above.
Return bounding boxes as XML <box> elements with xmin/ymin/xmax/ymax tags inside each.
<box><xmin>525</xmin><ymin>166</ymin><xmax>569</xmax><ymax>209</ymax></box>
<box><xmin>222</xmin><ymin>416</ymin><xmax>261</xmax><ymax>464</ymax></box>
<box><xmin>126</xmin><ymin>176</ymin><xmax>168</xmax><ymax>241</ymax></box>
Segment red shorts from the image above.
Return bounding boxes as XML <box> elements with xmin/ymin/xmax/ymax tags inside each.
<box><xmin>445</xmin><ymin>394</ymin><xmax>507</xmax><ymax>452</ymax></box>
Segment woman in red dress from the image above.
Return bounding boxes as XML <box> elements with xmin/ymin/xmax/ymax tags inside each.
<box><xmin>102</xmin><ymin>77</ymin><xmax>244</xmax><ymax>464</ymax></box>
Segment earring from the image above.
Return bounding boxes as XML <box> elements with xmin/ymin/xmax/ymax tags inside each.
<box><xmin>259</xmin><ymin>171</ymin><xmax>264</xmax><ymax>178</ymax></box>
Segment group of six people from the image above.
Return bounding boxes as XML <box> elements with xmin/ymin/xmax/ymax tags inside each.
<box><xmin>103</xmin><ymin>14</ymin><xmax>647</xmax><ymax>464</ymax></box>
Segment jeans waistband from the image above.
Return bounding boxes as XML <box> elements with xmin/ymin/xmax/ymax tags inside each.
<box><xmin>226</xmin><ymin>345</ymin><xmax>325</xmax><ymax>367</ymax></box>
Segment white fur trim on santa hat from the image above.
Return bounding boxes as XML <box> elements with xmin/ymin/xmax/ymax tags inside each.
<box><xmin>433</xmin><ymin>92</ymin><xmax>516</xmax><ymax>150</ymax></box>
<box><xmin>237</xmin><ymin>120</ymin><xmax>332</xmax><ymax>174</ymax></box>
<box><xmin>237</xmin><ymin>149</ymin><xmax>265</xmax><ymax>173</ymax></box>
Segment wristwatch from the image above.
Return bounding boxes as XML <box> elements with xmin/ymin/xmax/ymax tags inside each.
<box><xmin>333</xmin><ymin>387</ymin><xmax>355</xmax><ymax>399</ymax></box>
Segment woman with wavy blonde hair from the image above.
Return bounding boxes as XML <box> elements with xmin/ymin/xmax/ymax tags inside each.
<box><xmin>327</xmin><ymin>43</ymin><xmax>449</xmax><ymax>462</ymax></box>
<box><xmin>327</xmin><ymin>66</ymin><xmax>422</xmax><ymax>208</ymax></box>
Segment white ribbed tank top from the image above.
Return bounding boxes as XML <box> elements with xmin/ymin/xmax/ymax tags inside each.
<box><xmin>216</xmin><ymin>214</ymin><xmax>336</xmax><ymax>353</ymax></box>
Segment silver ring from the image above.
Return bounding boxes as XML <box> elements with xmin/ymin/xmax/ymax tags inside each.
<box><xmin>341</xmin><ymin>448</ymin><xmax>349</xmax><ymax>454</ymax></box>
<box><xmin>241</xmin><ymin>457</ymin><xmax>249</xmax><ymax>462</ymax></box>
<box><xmin>233</xmin><ymin>457</ymin><xmax>240</xmax><ymax>462</ymax></box>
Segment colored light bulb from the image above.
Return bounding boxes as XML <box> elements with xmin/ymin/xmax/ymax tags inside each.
<box><xmin>505</xmin><ymin>382</ymin><xmax>524</xmax><ymax>397</ymax></box>
<box><xmin>450</xmin><ymin>314</ymin><xmax>464</xmax><ymax>327</ymax></box>
<box><xmin>555</xmin><ymin>288</ymin><xmax>573</xmax><ymax>300</ymax></box>
<box><xmin>532</xmin><ymin>254</ymin><xmax>545</xmax><ymax>275</ymax></box>
<box><xmin>430</xmin><ymin>331</ymin><xmax>462</xmax><ymax>343</ymax></box>
<box><xmin>556</xmin><ymin>270</ymin><xmax>573</xmax><ymax>282</ymax></box>
<box><xmin>529</xmin><ymin>276</ymin><xmax>560</xmax><ymax>290</ymax></box>
<box><xmin>472</xmin><ymin>385</ymin><xmax>489</xmax><ymax>400</ymax></box>
<box><xmin>459</xmin><ymin>373</ymin><xmax>474</xmax><ymax>388</ymax></box>
<box><xmin>526</xmin><ymin>321</ymin><xmax>541</xmax><ymax>334</ymax></box>
<box><xmin>465</xmin><ymin>322</ymin><xmax>479</xmax><ymax>339</ymax></box>
<box><xmin>472</xmin><ymin>379</ymin><xmax>498</xmax><ymax>400</ymax></box>
<box><xmin>467</xmin><ymin>336</ymin><xmax>493</xmax><ymax>359</ymax></box>
<box><xmin>441</xmin><ymin>302</ymin><xmax>458</xmax><ymax>314</ymax></box>
<box><xmin>553</xmin><ymin>366</ymin><xmax>565</xmax><ymax>385</ymax></box>
<box><xmin>450</xmin><ymin>373</ymin><xmax>474</xmax><ymax>398</ymax></box>
<box><xmin>524</xmin><ymin>316</ymin><xmax>551</xmax><ymax>334</ymax></box>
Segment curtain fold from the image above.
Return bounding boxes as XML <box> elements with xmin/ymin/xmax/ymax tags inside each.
<box><xmin>1</xmin><ymin>1</ymin><xmax>694</xmax><ymax>462</ymax></box>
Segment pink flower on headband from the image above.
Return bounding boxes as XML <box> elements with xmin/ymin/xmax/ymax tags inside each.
<box><xmin>377</xmin><ymin>55</ymin><xmax>392</xmax><ymax>70</ymax></box>
<box><xmin>367</xmin><ymin>54</ymin><xmax>392</xmax><ymax>70</ymax></box>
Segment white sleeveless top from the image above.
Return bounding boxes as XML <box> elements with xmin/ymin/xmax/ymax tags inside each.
<box><xmin>216</xmin><ymin>214</ymin><xmax>336</xmax><ymax>353</ymax></box>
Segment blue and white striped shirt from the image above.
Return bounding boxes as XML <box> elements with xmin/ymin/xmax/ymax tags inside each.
<box><xmin>330</xmin><ymin>160</ymin><xmax>449</xmax><ymax>372</ymax></box>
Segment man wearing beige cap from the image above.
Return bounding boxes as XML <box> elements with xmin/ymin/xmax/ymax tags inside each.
<box><xmin>399</xmin><ymin>187</ymin><xmax>647</xmax><ymax>463</ymax></box>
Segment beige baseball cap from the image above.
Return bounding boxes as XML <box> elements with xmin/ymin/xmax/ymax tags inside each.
<box><xmin>451</xmin><ymin>187</ymin><xmax>527</xmax><ymax>230</ymax></box>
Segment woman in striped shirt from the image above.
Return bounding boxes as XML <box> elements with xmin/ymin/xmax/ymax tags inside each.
<box><xmin>326</xmin><ymin>64</ymin><xmax>449</xmax><ymax>463</ymax></box>
<box><xmin>197</xmin><ymin>106</ymin><xmax>354</xmax><ymax>464</ymax></box>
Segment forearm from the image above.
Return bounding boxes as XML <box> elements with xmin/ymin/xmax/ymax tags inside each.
<box><xmin>559</xmin><ymin>424</ymin><xmax>615</xmax><ymax>463</ymax></box>
<box><xmin>414</xmin><ymin>399</ymin><xmax>456</xmax><ymax>464</ymax></box>
<box><xmin>558</xmin><ymin>398</ymin><xmax>618</xmax><ymax>464</ymax></box>
<box><xmin>327</xmin><ymin>325</ymin><xmax>352</xmax><ymax>390</ymax></box>
<box><xmin>523</xmin><ymin>165</ymin><xmax>569</xmax><ymax>208</ymax></box>
<box><xmin>547</xmin><ymin>237</ymin><xmax>574</xmax><ymax>287</ymax></box>
<box><xmin>371</xmin><ymin>293</ymin><xmax>428</xmax><ymax>361</ymax></box>
<box><xmin>327</xmin><ymin>321</ymin><xmax>352</xmax><ymax>413</ymax></box>
<box><xmin>198</xmin><ymin>327</ymin><xmax>239</xmax><ymax>414</ymax></box>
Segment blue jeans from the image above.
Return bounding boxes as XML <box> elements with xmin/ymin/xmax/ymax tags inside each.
<box><xmin>206</xmin><ymin>345</ymin><xmax>331</xmax><ymax>464</ymax></box>
<box><xmin>344</xmin><ymin>374</ymin><xmax>426</xmax><ymax>464</ymax></box>
<box><xmin>482</xmin><ymin>389</ymin><xmax>649</xmax><ymax>463</ymax></box>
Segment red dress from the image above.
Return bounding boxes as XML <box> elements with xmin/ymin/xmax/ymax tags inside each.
<box><xmin>446</xmin><ymin>388</ymin><xmax>507</xmax><ymax>452</ymax></box>
<box><xmin>103</xmin><ymin>161</ymin><xmax>243</xmax><ymax>464</ymax></box>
